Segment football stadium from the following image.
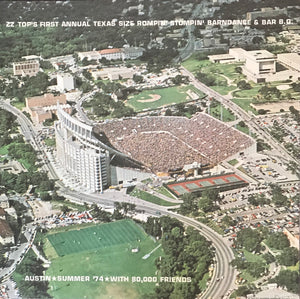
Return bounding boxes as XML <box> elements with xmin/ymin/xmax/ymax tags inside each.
<box><xmin>94</xmin><ymin>112</ymin><xmax>256</xmax><ymax>174</ymax></box>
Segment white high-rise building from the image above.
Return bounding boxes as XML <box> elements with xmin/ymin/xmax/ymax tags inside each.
<box><xmin>55</xmin><ymin>106</ymin><xmax>110</xmax><ymax>193</ymax></box>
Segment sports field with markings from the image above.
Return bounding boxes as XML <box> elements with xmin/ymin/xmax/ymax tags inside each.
<box><xmin>47</xmin><ymin>219</ymin><xmax>146</xmax><ymax>256</ymax></box>
<box><xmin>45</xmin><ymin>219</ymin><xmax>163</xmax><ymax>299</ymax></box>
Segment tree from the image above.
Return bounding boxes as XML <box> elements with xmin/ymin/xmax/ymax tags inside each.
<box><xmin>61</xmin><ymin>205</ymin><xmax>70</xmax><ymax>214</ymax></box>
<box><xmin>277</xmin><ymin>247</ymin><xmax>299</xmax><ymax>266</ymax></box>
<box><xmin>198</xmin><ymin>189</ymin><xmax>219</xmax><ymax>212</ymax></box>
<box><xmin>266</xmin><ymin>232</ymin><xmax>290</xmax><ymax>250</ymax></box>
<box><xmin>179</xmin><ymin>193</ymin><xmax>198</xmax><ymax>215</ymax></box>
<box><xmin>236</xmin><ymin>228</ymin><xmax>262</xmax><ymax>252</ymax></box>
<box><xmin>237</xmin><ymin>80</ymin><xmax>251</xmax><ymax>90</ymax></box>
<box><xmin>274</xmin><ymin>270</ymin><xmax>300</xmax><ymax>294</ymax></box>
<box><xmin>247</xmin><ymin>262</ymin><xmax>266</xmax><ymax>278</ymax></box>
<box><xmin>271</xmin><ymin>185</ymin><xmax>289</xmax><ymax>207</ymax></box>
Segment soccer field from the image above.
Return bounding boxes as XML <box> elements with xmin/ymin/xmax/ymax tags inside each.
<box><xmin>45</xmin><ymin>220</ymin><xmax>164</xmax><ymax>299</ymax></box>
<box><xmin>126</xmin><ymin>85</ymin><xmax>204</xmax><ymax>111</ymax></box>
<box><xmin>47</xmin><ymin>219</ymin><xmax>146</xmax><ymax>256</ymax></box>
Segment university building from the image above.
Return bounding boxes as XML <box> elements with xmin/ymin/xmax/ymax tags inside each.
<box><xmin>12</xmin><ymin>60</ymin><xmax>40</xmax><ymax>77</ymax></box>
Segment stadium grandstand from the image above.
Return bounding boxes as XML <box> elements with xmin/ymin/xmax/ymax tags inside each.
<box><xmin>94</xmin><ymin>113</ymin><xmax>256</xmax><ymax>175</ymax></box>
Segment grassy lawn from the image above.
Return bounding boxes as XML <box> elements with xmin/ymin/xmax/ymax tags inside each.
<box><xmin>18</xmin><ymin>158</ymin><xmax>33</xmax><ymax>170</ymax></box>
<box><xmin>236</xmin><ymin>250</ymin><xmax>267</xmax><ymax>283</ymax></box>
<box><xmin>232</xmin><ymin>85</ymin><xmax>262</xmax><ymax>99</ymax></box>
<box><xmin>228</xmin><ymin>159</ymin><xmax>238</xmax><ymax>166</ymax></box>
<box><xmin>11</xmin><ymin>100</ymin><xmax>25</xmax><ymax>110</ymax></box>
<box><xmin>130</xmin><ymin>188</ymin><xmax>179</xmax><ymax>206</ymax></box>
<box><xmin>236</xmin><ymin>124</ymin><xmax>250</xmax><ymax>135</ymax></box>
<box><xmin>44</xmin><ymin>138</ymin><xmax>56</xmax><ymax>147</ymax></box>
<box><xmin>210</xmin><ymin>85</ymin><xmax>237</xmax><ymax>96</ymax></box>
<box><xmin>44</xmin><ymin>220</ymin><xmax>164</xmax><ymax>299</ymax></box>
<box><xmin>51</xmin><ymin>200</ymin><xmax>86</xmax><ymax>212</ymax></box>
<box><xmin>182</xmin><ymin>56</ymin><xmax>244</xmax><ymax>82</ymax></box>
<box><xmin>0</xmin><ymin>145</ymin><xmax>9</xmax><ymax>155</ymax></box>
<box><xmin>126</xmin><ymin>85</ymin><xmax>205</xmax><ymax>112</ymax></box>
<box><xmin>231</xmin><ymin>98</ymin><xmax>258</xmax><ymax>115</ymax></box>
<box><xmin>154</xmin><ymin>186</ymin><xmax>177</xmax><ymax>199</ymax></box>
<box><xmin>209</xmin><ymin>102</ymin><xmax>235</xmax><ymax>122</ymax></box>
<box><xmin>287</xmin><ymin>262</ymin><xmax>299</xmax><ymax>272</ymax></box>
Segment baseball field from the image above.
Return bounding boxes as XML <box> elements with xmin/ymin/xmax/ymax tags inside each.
<box><xmin>44</xmin><ymin>219</ymin><xmax>163</xmax><ymax>299</ymax></box>
<box><xmin>126</xmin><ymin>85</ymin><xmax>205</xmax><ymax>111</ymax></box>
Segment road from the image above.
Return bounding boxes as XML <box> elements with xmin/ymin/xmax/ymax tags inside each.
<box><xmin>180</xmin><ymin>66</ymin><xmax>298</xmax><ymax>165</ymax></box>
<box><xmin>176</xmin><ymin>1</ymin><xmax>208</xmax><ymax>62</ymax></box>
<box><xmin>0</xmin><ymin>99</ymin><xmax>236</xmax><ymax>299</ymax></box>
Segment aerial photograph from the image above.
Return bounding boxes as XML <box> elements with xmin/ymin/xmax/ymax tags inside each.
<box><xmin>0</xmin><ymin>0</ymin><xmax>299</xmax><ymax>298</ymax></box>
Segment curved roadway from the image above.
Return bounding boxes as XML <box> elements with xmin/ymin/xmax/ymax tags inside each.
<box><xmin>0</xmin><ymin>99</ymin><xmax>236</xmax><ymax>299</ymax></box>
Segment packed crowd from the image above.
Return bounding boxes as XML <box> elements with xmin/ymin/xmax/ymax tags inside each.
<box><xmin>95</xmin><ymin>113</ymin><xmax>255</xmax><ymax>173</ymax></box>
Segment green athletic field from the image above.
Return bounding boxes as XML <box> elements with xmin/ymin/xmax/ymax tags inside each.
<box><xmin>47</xmin><ymin>219</ymin><xmax>146</xmax><ymax>256</ymax></box>
<box><xmin>45</xmin><ymin>220</ymin><xmax>164</xmax><ymax>299</ymax></box>
<box><xmin>126</xmin><ymin>85</ymin><xmax>205</xmax><ymax>112</ymax></box>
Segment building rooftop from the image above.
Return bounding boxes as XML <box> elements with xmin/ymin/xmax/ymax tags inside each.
<box><xmin>0</xmin><ymin>219</ymin><xmax>14</xmax><ymax>239</ymax></box>
<box><xmin>247</xmin><ymin>50</ymin><xmax>276</xmax><ymax>60</ymax></box>
<box><xmin>99</xmin><ymin>48</ymin><xmax>121</xmax><ymax>55</ymax></box>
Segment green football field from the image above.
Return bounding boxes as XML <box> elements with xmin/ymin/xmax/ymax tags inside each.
<box><xmin>126</xmin><ymin>85</ymin><xmax>205</xmax><ymax>111</ymax></box>
<box><xmin>45</xmin><ymin>220</ymin><xmax>164</xmax><ymax>299</ymax></box>
<box><xmin>47</xmin><ymin>219</ymin><xmax>146</xmax><ymax>256</ymax></box>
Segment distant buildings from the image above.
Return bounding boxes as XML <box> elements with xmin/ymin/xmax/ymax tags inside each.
<box><xmin>246</xmin><ymin>7</ymin><xmax>288</xmax><ymax>21</ymax></box>
<box><xmin>25</xmin><ymin>93</ymin><xmax>71</xmax><ymax>124</ymax></box>
<box><xmin>57</xmin><ymin>73</ymin><xmax>74</xmax><ymax>92</ymax></box>
<box><xmin>12</xmin><ymin>60</ymin><xmax>40</xmax><ymax>77</ymax></box>
<box><xmin>91</xmin><ymin>67</ymin><xmax>134</xmax><ymax>81</ymax></box>
<box><xmin>78</xmin><ymin>47</ymin><xmax>144</xmax><ymax>61</ymax></box>
<box><xmin>208</xmin><ymin>48</ymin><xmax>300</xmax><ymax>83</ymax></box>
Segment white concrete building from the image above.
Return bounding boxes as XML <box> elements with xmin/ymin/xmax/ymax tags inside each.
<box><xmin>57</xmin><ymin>73</ymin><xmax>74</xmax><ymax>92</ymax></box>
<box><xmin>242</xmin><ymin>50</ymin><xmax>277</xmax><ymax>83</ymax></box>
<box><xmin>55</xmin><ymin>106</ymin><xmax>111</xmax><ymax>193</ymax></box>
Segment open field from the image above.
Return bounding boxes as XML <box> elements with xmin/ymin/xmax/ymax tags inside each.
<box><xmin>251</xmin><ymin>100</ymin><xmax>300</xmax><ymax>113</ymax></box>
<box><xmin>209</xmin><ymin>102</ymin><xmax>235</xmax><ymax>122</ymax></box>
<box><xmin>47</xmin><ymin>219</ymin><xmax>146</xmax><ymax>256</ymax></box>
<box><xmin>126</xmin><ymin>85</ymin><xmax>205</xmax><ymax>111</ymax></box>
<box><xmin>129</xmin><ymin>188</ymin><xmax>179</xmax><ymax>206</ymax></box>
<box><xmin>45</xmin><ymin>220</ymin><xmax>164</xmax><ymax>299</ymax></box>
<box><xmin>182</xmin><ymin>55</ymin><xmax>244</xmax><ymax>81</ymax></box>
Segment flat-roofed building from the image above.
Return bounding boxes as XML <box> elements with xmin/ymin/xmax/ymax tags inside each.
<box><xmin>0</xmin><ymin>194</ymin><xmax>9</xmax><ymax>209</ymax></box>
<box><xmin>78</xmin><ymin>51</ymin><xmax>101</xmax><ymax>61</ymax></box>
<box><xmin>246</xmin><ymin>7</ymin><xmax>287</xmax><ymax>21</ymax></box>
<box><xmin>57</xmin><ymin>73</ymin><xmax>74</xmax><ymax>92</ymax></box>
<box><xmin>25</xmin><ymin>93</ymin><xmax>71</xmax><ymax>124</ymax></box>
<box><xmin>242</xmin><ymin>50</ymin><xmax>277</xmax><ymax>83</ymax></box>
<box><xmin>0</xmin><ymin>219</ymin><xmax>14</xmax><ymax>245</ymax></box>
<box><xmin>13</xmin><ymin>60</ymin><xmax>40</xmax><ymax>77</ymax></box>
<box><xmin>277</xmin><ymin>53</ymin><xmax>300</xmax><ymax>72</ymax></box>
<box><xmin>121</xmin><ymin>47</ymin><xmax>144</xmax><ymax>60</ymax></box>
<box><xmin>208</xmin><ymin>48</ymin><xmax>247</xmax><ymax>63</ymax></box>
<box><xmin>91</xmin><ymin>67</ymin><xmax>134</xmax><ymax>81</ymax></box>
<box><xmin>99</xmin><ymin>48</ymin><xmax>122</xmax><ymax>60</ymax></box>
